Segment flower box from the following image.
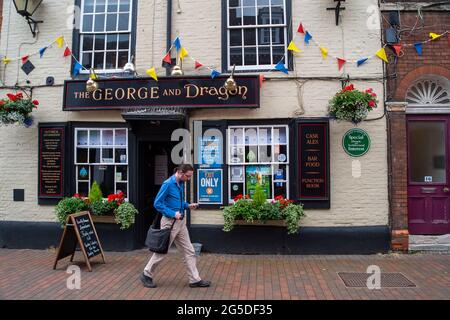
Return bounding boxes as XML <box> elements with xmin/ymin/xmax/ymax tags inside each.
<box><xmin>91</xmin><ymin>214</ymin><xmax>116</xmax><ymax>224</ymax></box>
<box><xmin>234</xmin><ymin>219</ymin><xmax>287</xmax><ymax>227</ymax></box>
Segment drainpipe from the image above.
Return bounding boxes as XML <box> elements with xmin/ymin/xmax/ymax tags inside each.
<box><xmin>166</xmin><ymin>0</ymin><xmax>172</xmax><ymax>76</ymax></box>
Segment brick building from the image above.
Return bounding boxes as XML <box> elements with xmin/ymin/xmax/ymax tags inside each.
<box><xmin>381</xmin><ymin>1</ymin><xmax>450</xmax><ymax>251</ymax></box>
<box><xmin>0</xmin><ymin>0</ymin><xmax>390</xmax><ymax>253</ymax></box>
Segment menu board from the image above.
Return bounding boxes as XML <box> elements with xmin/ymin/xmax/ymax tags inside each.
<box><xmin>298</xmin><ymin>122</ymin><xmax>329</xmax><ymax>201</ymax></box>
<box><xmin>38</xmin><ymin>126</ymin><xmax>65</xmax><ymax>198</ymax></box>
<box><xmin>73</xmin><ymin>214</ymin><xmax>102</xmax><ymax>258</ymax></box>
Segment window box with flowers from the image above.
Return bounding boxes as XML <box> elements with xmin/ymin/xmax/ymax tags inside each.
<box><xmin>222</xmin><ymin>185</ymin><xmax>306</xmax><ymax>235</ymax></box>
<box><xmin>0</xmin><ymin>92</ymin><xmax>38</xmax><ymax>127</ymax></box>
<box><xmin>328</xmin><ymin>84</ymin><xmax>378</xmax><ymax>124</ymax></box>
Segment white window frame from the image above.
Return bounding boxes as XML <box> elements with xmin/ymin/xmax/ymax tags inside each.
<box><xmin>75</xmin><ymin>128</ymin><xmax>129</xmax><ymax>200</ymax></box>
<box><xmin>227</xmin><ymin>0</ymin><xmax>288</xmax><ymax>71</ymax></box>
<box><xmin>79</xmin><ymin>0</ymin><xmax>133</xmax><ymax>74</ymax></box>
<box><xmin>228</xmin><ymin>124</ymin><xmax>289</xmax><ymax>202</ymax></box>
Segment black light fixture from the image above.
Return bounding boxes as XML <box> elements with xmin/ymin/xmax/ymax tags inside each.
<box><xmin>327</xmin><ymin>0</ymin><xmax>346</xmax><ymax>26</ymax></box>
<box><xmin>13</xmin><ymin>0</ymin><xmax>44</xmax><ymax>37</ymax></box>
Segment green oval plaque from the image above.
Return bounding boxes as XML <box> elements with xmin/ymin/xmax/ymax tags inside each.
<box><xmin>342</xmin><ymin>128</ymin><xmax>371</xmax><ymax>157</ymax></box>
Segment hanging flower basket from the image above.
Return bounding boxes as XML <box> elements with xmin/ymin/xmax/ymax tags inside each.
<box><xmin>0</xmin><ymin>92</ymin><xmax>38</xmax><ymax>127</ymax></box>
<box><xmin>328</xmin><ymin>84</ymin><xmax>378</xmax><ymax>124</ymax></box>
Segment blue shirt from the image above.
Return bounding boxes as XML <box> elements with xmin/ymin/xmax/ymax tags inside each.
<box><xmin>154</xmin><ymin>175</ymin><xmax>190</xmax><ymax>218</ymax></box>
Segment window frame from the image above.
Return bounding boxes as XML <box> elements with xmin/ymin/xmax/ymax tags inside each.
<box><xmin>72</xmin><ymin>0</ymin><xmax>138</xmax><ymax>76</ymax></box>
<box><xmin>74</xmin><ymin>127</ymin><xmax>129</xmax><ymax>200</ymax></box>
<box><xmin>222</xmin><ymin>0</ymin><xmax>293</xmax><ymax>73</ymax></box>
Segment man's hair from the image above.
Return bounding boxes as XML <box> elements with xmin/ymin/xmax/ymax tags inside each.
<box><xmin>175</xmin><ymin>164</ymin><xmax>194</xmax><ymax>173</ymax></box>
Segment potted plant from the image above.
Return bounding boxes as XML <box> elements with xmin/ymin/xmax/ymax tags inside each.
<box><xmin>328</xmin><ymin>84</ymin><xmax>378</xmax><ymax>124</ymax></box>
<box><xmin>222</xmin><ymin>185</ymin><xmax>305</xmax><ymax>235</ymax></box>
<box><xmin>0</xmin><ymin>92</ymin><xmax>38</xmax><ymax>127</ymax></box>
<box><xmin>55</xmin><ymin>194</ymin><xmax>90</xmax><ymax>227</ymax></box>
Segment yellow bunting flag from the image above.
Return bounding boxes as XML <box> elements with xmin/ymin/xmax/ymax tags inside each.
<box><xmin>180</xmin><ymin>47</ymin><xmax>188</xmax><ymax>60</ymax></box>
<box><xmin>2</xmin><ymin>57</ymin><xmax>11</xmax><ymax>65</ymax></box>
<box><xmin>320</xmin><ymin>47</ymin><xmax>328</xmax><ymax>59</ymax></box>
<box><xmin>429</xmin><ymin>32</ymin><xmax>441</xmax><ymax>40</ymax></box>
<box><xmin>56</xmin><ymin>36</ymin><xmax>64</xmax><ymax>48</ymax></box>
<box><xmin>287</xmin><ymin>41</ymin><xmax>301</xmax><ymax>53</ymax></box>
<box><xmin>375</xmin><ymin>47</ymin><xmax>388</xmax><ymax>63</ymax></box>
<box><xmin>146</xmin><ymin>67</ymin><xmax>158</xmax><ymax>81</ymax></box>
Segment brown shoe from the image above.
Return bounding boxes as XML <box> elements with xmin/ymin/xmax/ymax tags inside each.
<box><xmin>189</xmin><ymin>280</ymin><xmax>211</xmax><ymax>288</ymax></box>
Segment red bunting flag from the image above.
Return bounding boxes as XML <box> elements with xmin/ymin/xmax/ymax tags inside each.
<box><xmin>21</xmin><ymin>55</ymin><xmax>29</xmax><ymax>64</ymax></box>
<box><xmin>337</xmin><ymin>58</ymin><xmax>346</xmax><ymax>71</ymax></box>
<box><xmin>392</xmin><ymin>44</ymin><xmax>402</xmax><ymax>57</ymax></box>
<box><xmin>163</xmin><ymin>53</ymin><xmax>172</xmax><ymax>64</ymax></box>
<box><xmin>194</xmin><ymin>60</ymin><xmax>203</xmax><ymax>69</ymax></box>
<box><xmin>297</xmin><ymin>23</ymin><xmax>305</xmax><ymax>34</ymax></box>
<box><xmin>63</xmin><ymin>47</ymin><xmax>71</xmax><ymax>57</ymax></box>
<box><xmin>259</xmin><ymin>74</ymin><xmax>265</xmax><ymax>87</ymax></box>
<box><xmin>448</xmin><ymin>33</ymin><xmax>450</xmax><ymax>45</ymax></box>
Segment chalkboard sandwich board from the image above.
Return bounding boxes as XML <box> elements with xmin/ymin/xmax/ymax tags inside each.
<box><xmin>53</xmin><ymin>211</ymin><xmax>106</xmax><ymax>272</ymax></box>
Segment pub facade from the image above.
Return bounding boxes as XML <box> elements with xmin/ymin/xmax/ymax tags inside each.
<box><xmin>0</xmin><ymin>0</ymin><xmax>389</xmax><ymax>253</ymax></box>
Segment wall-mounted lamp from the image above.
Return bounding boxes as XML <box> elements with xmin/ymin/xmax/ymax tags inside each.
<box><xmin>86</xmin><ymin>68</ymin><xmax>99</xmax><ymax>92</ymax></box>
<box><xmin>13</xmin><ymin>0</ymin><xmax>44</xmax><ymax>37</ymax></box>
<box><xmin>326</xmin><ymin>0</ymin><xmax>345</xmax><ymax>26</ymax></box>
<box><xmin>224</xmin><ymin>64</ymin><xmax>237</xmax><ymax>93</ymax></box>
<box><xmin>123</xmin><ymin>55</ymin><xmax>137</xmax><ymax>76</ymax></box>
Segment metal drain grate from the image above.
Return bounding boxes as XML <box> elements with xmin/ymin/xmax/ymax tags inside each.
<box><xmin>338</xmin><ymin>272</ymin><xmax>416</xmax><ymax>288</ymax></box>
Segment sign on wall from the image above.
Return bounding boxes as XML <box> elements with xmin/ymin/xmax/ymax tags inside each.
<box><xmin>342</xmin><ymin>128</ymin><xmax>371</xmax><ymax>157</ymax></box>
<box><xmin>296</xmin><ymin>121</ymin><xmax>330</xmax><ymax>208</ymax></box>
<box><xmin>197</xmin><ymin>169</ymin><xmax>223</xmax><ymax>204</ymax></box>
<box><xmin>38</xmin><ymin>125</ymin><xmax>65</xmax><ymax>199</ymax></box>
<box><xmin>63</xmin><ymin>76</ymin><xmax>260</xmax><ymax>111</ymax></box>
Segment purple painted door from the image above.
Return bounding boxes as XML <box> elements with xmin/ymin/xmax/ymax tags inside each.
<box><xmin>407</xmin><ymin>115</ymin><xmax>450</xmax><ymax>234</ymax></box>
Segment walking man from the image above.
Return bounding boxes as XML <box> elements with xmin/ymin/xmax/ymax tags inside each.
<box><xmin>140</xmin><ymin>164</ymin><xmax>211</xmax><ymax>288</ymax></box>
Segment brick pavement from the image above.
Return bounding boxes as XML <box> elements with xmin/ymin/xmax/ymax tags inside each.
<box><xmin>0</xmin><ymin>249</ymin><xmax>449</xmax><ymax>300</ymax></box>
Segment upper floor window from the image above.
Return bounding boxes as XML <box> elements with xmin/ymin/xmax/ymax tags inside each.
<box><xmin>226</xmin><ymin>0</ymin><xmax>288</xmax><ymax>71</ymax></box>
<box><xmin>79</xmin><ymin>0</ymin><xmax>133</xmax><ymax>73</ymax></box>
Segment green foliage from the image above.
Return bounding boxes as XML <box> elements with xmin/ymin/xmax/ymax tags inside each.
<box><xmin>90</xmin><ymin>199</ymin><xmax>114</xmax><ymax>216</ymax></box>
<box><xmin>328</xmin><ymin>85</ymin><xmax>378</xmax><ymax>124</ymax></box>
<box><xmin>222</xmin><ymin>196</ymin><xmax>305</xmax><ymax>234</ymax></box>
<box><xmin>55</xmin><ymin>197</ymin><xmax>89</xmax><ymax>227</ymax></box>
<box><xmin>252</xmin><ymin>184</ymin><xmax>267</xmax><ymax>207</ymax></box>
<box><xmin>114</xmin><ymin>202</ymin><xmax>139</xmax><ymax>230</ymax></box>
<box><xmin>89</xmin><ymin>181</ymin><xmax>103</xmax><ymax>203</ymax></box>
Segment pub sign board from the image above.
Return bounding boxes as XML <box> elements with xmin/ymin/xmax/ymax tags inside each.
<box><xmin>295</xmin><ymin>119</ymin><xmax>330</xmax><ymax>209</ymax></box>
<box><xmin>63</xmin><ymin>75</ymin><xmax>260</xmax><ymax>111</ymax></box>
<box><xmin>38</xmin><ymin>124</ymin><xmax>66</xmax><ymax>201</ymax></box>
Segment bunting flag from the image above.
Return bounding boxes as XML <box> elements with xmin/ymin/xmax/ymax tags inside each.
<box><xmin>163</xmin><ymin>53</ymin><xmax>172</xmax><ymax>64</ymax></box>
<box><xmin>39</xmin><ymin>47</ymin><xmax>47</xmax><ymax>58</ymax></box>
<box><xmin>375</xmin><ymin>48</ymin><xmax>388</xmax><ymax>63</ymax></box>
<box><xmin>414</xmin><ymin>42</ymin><xmax>423</xmax><ymax>55</ymax></box>
<box><xmin>210</xmin><ymin>69</ymin><xmax>221</xmax><ymax>79</ymax></box>
<box><xmin>180</xmin><ymin>47</ymin><xmax>188</xmax><ymax>59</ymax></box>
<box><xmin>56</xmin><ymin>36</ymin><xmax>64</xmax><ymax>48</ymax></box>
<box><xmin>194</xmin><ymin>60</ymin><xmax>203</xmax><ymax>69</ymax></box>
<box><xmin>357</xmin><ymin>58</ymin><xmax>368</xmax><ymax>67</ymax></box>
<box><xmin>297</xmin><ymin>23</ymin><xmax>305</xmax><ymax>34</ymax></box>
<box><xmin>259</xmin><ymin>74</ymin><xmax>265</xmax><ymax>87</ymax></box>
<box><xmin>392</xmin><ymin>44</ymin><xmax>402</xmax><ymax>57</ymax></box>
<box><xmin>274</xmin><ymin>61</ymin><xmax>288</xmax><ymax>74</ymax></box>
<box><xmin>21</xmin><ymin>55</ymin><xmax>29</xmax><ymax>64</ymax></box>
<box><xmin>448</xmin><ymin>33</ymin><xmax>450</xmax><ymax>45</ymax></box>
<box><xmin>337</xmin><ymin>58</ymin><xmax>346</xmax><ymax>71</ymax></box>
<box><xmin>73</xmin><ymin>62</ymin><xmax>83</xmax><ymax>76</ymax></box>
<box><xmin>287</xmin><ymin>41</ymin><xmax>301</xmax><ymax>53</ymax></box>
<box><xmin>89</xmin><ymin>71</ymin><xmax>98</xmax><ymax>80</ymax></box>
<box><xmin>146</xmin><ymin>67</ymin><xmax>158</xmax><ymax>81</ymax></box>
<box><xmin>429</xmin><ymin>32</ymin><xmax>441</xmax><ymax>40</ymax></box>
<box><xmin>2</xmin><ymin>57</ymin><xmax>11</xmax><ymax>65</ymax></box>
<box><xmin>304</xmin><ymin>31</ymin><xmax>312</xmax><ymax>44</ymax></box>
<box><xmin>320</xmin><ymin>47</ymin><xmax>328</xmax><ymax>59</ymax></box>
<box><xmin>173</xmin><ymin>37</ymin><xmax>181</xmax><ymax>51</ymax></box>
<box><xmin>63</xmin><ymin>47</ymin><xmax>71</xmax><ymax>57</ymax></box>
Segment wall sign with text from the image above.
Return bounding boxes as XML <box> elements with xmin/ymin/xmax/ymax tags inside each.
<box><xmin>342</xmin><ymin>128</ymin><xmax>371</xmax><ymax>157</ymax></box>
<box><xmin>63</xmin><ymin>76</ymin><xmax>260</xmax><ymax>111</ymax></box>
<box><xmin>197</xmin><ymin>169</ymin><xmax>223</xmax><ymax>204</ymax></box>
<box><xmin>296</xmin><ymin>120</ymin><xmax>330</xmax><ymax>208</ymax></box>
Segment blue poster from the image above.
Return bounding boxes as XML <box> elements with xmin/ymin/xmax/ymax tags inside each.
<box><xmin>198</xmin><ymin>136</ymin><xmax>222</xmax><ymax>167</ymax></box>
<box><xmin>197</xmin><ymin>169</ymin><xmax>223</xmax><ymax>204</ymax></box>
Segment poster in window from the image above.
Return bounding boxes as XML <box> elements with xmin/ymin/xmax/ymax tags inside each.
<box><xmin>197</xmin><ymin>169</ymin><xmax>223</xmax><ymax>204</ymax></box>
<box><xmin>198</xmin><ymin>136</ymin><xmax>222</xmax><ymax>167</ymax></box>
<box><xmin>245</xmin><ymin>165</ymin><xmax>271</xmax><ymax>198</ymax></box>
<box><xmin>154</xmin><ymin>154</ymin><xmax>168</xmax><ymax>185</ymax></box>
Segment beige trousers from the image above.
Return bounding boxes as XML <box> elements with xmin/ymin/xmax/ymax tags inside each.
<box><xmin>143</xmin><ymin>215</ymin><xmax>201</xmax><ymax>284</ymax></box>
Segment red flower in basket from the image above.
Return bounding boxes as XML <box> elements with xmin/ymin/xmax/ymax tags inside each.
<box><xmin>7</xmin><ymin>93</ymin><xmax>17</xmax><ymax>101</ymax></box>
<box><xmin>32</xmin><ymin>100</ymin><xmax>39</xmax><ymax>106</ymax></box>
<box><xmin>73</xmin><ymin>193</ymin><xmax>81</xmax><ymax>198</ymax></box>
<box><xmin>233</xmin><ymin>194</ymin><xmax>243</xmax><ymax>202</ymax></box>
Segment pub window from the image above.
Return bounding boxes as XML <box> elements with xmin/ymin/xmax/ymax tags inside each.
<box><xmin>228</xmin><ymin>125</ymin><xmax>289</xmax><ymax>202</ymax></box>
<box><xmin>226</xmin><ymin>0</ymin><xmax>288</xmax><ymax>71</ymax></box>
<box><xmin>75</xmin><ymin>128</ymin><xmax>128</xmax><ymax>199</ymax></box>
<box><xmin>79</xmin><ymin>0</ymin><xmax>133</xmax><ymax>73</ymax></box>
